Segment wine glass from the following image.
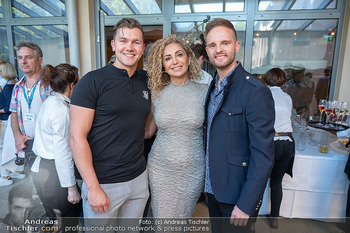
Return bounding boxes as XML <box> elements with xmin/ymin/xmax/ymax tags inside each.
<box><xmin>317</xmin><ymin>99</ymin><xmax>327</xmax><ymax>125</ymax></box>
<box><xmin>330</xmin><ymin>100</ymin><xmax>338</xmax><ymax>128</ymax></box>
<box><xmin>324</xmin><ymin>101</ymin><xmax>334</xmax><ymax>128</ymax></box>
<box><xmin>339</xmin><ymin>101</ymin><xmax>349</xmax><ymax>130</ymax></box>
<box><xmin>333</xmin><ymin>100</ymin><xmax>341</xmax><ymax>128</ymax></box>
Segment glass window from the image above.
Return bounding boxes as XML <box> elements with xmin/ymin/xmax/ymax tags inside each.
<box><xmin>172</xmin><ymin>20</ymin><xmax>246</xmax><ymax>76</ymax></box>
<box><xmin>105</xmin><ymin>25</ymin><xmax>163</xmax><ymax>66</ymax></box>
<box><xmin>13</xmin><ymin>25</ymin><xmax>69</xmax><ymax>77</ymax></box>
<box><xmin>101</xmin><ymin>0</ymin><xmax>161</xmax><ymax>15</ymax></box>
<box><xmin>251</xmin><ymin>19</ymin><xmax>337</xmax><ymax>119</ymax></box>
<box><xmin>12</xmin><ymin>0</ymin><xmax>66</xmax><ymax>18</ymax></box>
<box><xmin>258</xmin><ymin>0</ymin><xmax>337</xmax><ymax>11</ymax></box>
<box><xmin>175</xmin><ymin>0</ymin><xmax>244</xmax><ymax>13</ymax></box>
<box><xmin>0</xmin><ymin>27</ymin><xmax>10</xmax><ymax>61</ymax></box>
<box><xmin>0</xmin><ymin>0</ymin><xmax>3</xmax><ymax>18</ymax></box>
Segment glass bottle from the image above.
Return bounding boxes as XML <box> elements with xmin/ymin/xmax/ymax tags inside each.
<box><xmin>296</xmin><ymin>119</ymin><xmax>307</xmax><ymax>151</ymax></box>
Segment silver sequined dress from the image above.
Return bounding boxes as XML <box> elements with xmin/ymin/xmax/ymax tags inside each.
<box><xmin>148</xmin><ymin>80</ymin><xmax>207</xmax><ymax>218</ymax></box>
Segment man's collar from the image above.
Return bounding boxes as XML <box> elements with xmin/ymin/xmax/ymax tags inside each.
<box><xmin>18</xmin><ymin>74</ymin><xmax>41</xmax><ymax>87</ymax></box>
<box><xmin>214</xmin><ymin>61</ymin><xmax>241</xmax><ymax>84</ymax></box>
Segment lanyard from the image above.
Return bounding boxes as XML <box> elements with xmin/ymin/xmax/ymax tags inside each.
<box><xmin>22</xmin><ymin>76</ymin><xmax>38</xmax><ymax>109</ymax></box>
<box><xmin>4</xmin><ymin>78</ymin><xmax>15</xmax><ymax>86</ymax></box>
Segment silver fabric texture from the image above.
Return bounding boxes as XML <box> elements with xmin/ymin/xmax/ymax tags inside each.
<box><xmin>148</xmin><ymin>80</ymin><xmax>208</xmax><ymax>218</ymax></box>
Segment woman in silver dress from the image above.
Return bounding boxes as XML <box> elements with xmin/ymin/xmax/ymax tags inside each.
<box><xmin>145</xmin><ymin>35</ymin><xmax>207</xmax><ymax>218</ymax></box>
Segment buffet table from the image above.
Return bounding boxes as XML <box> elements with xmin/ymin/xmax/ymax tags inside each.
<box><xmin>259</xmin><ymin>140</ymin><xmax>349</xmax><ymax>221</ymax></box>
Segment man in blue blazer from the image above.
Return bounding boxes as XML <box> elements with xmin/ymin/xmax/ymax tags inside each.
<box><xmin>204</xmin><ymin>18</ymin><xmax>275</xmax><ymax>232</ymax></box>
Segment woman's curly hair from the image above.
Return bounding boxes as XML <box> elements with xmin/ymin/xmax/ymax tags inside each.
<box><xmin>147</xmin><ymin>34</ymin><xmax>201</xmax><ymax>96</ymax></box>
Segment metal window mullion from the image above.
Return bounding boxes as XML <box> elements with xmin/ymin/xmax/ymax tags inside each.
<box><xmin>6</xmin><ymin>23</ymin><xmax>15</xmax><ymax>64</ymax></box>
<box><xmin>100</xmin><ymin>9</ymin><xmax>106</xmax><ymax>67</ymax></box>
<box><xmin>244</xmin><ymin>0</ymin><xmax>256</xmax><ymax>72</ymax></box>
<box><xmin>123</xmin><ymin>0</ymin><xmax>140</xmax><ymax>15</ymax></box>
<box><xmin>9</xmin><ymin>17</ymin><xmax>67</xmax><ymax>25</ymax></box>
<box><xmin>67</xmin><ymin>0</ymin><xmax>80</xmax><ymax>71</ymax></box>
<box><xmin>328</xmin><ymin>0</ymin><xmax>346</xmax><ymax>100</ymax></box>
<box><xmin>31</xmin><ymin>0</ymin><xmax>62</xmax><ymax>17</ymax></box>
<box><xmin>2</xmin><ymin>0</ymin><xmax>15</xmax><ymax>65</ymax></box>
<box><xmin>252</xmin><ymin>13</ymin><xmax>341</xmax><ymax>21</ymax></box>
<box><xmin>163</xmin><ymin>0</ymin><xmax>173</xmax><ymax>36</ymax></box>
<box><xmin>104</xmin><ymin>14</ymin><xmax>165</xmax><ymax>26</ymax></box>
<box><xmin>171</xmin><ymin>13</ymin><xmax>248</xmax><ymax>22</ymax></box>
<box><xmin>94</xmin><ymin>0</ymin><xmax>102</xmax><ymax>69</ymax></box>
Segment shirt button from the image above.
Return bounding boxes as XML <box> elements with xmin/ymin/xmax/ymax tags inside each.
<box><xmin>242</xmin><ymin>162</ymin><xmax>247</xmax><ymax>167</ymax></box>
<box><xmin>246</xmin><ymin>76</ymin><xmax>250</xmax><ymax>79</ymax></box>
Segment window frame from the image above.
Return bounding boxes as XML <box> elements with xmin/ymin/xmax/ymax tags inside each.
<box><xmin>0</xmin><ymin>0</ymin><xmax>68</xmax><ymax>71</ymax></box>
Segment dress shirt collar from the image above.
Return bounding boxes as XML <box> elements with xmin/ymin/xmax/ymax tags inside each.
<box><xmin>270</xmin><ymin>86</ymin><xmax>282</xmax><ymax>91</ymax></box>
<box><xmin>214</xmin><ymin>61</ymin><xmax>240</xmax><ymax>90</ymax></box>
<box><xmin>53</xmin><ymin>92</ymin><xmax>71</xmax><ymax>106</ymax></box>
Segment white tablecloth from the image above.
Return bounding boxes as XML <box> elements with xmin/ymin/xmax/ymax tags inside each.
<box><xmin>259</xmin><ymin>143</ymin><xmax>349</xmax><ymax>221</ymax></box>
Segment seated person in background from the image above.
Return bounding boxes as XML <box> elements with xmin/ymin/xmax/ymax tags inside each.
<box><xmin>315</xmin><ymin>67</ymin><xmax>331</xmax><ymax>106</ymax></box>
<box><xmin>285</xmin><ymin>68</ymin><xmax>314</xmax><ymax>118</ymax></box>
<box><xmin>190</xmin><ymin>43</ymin><xmax>213</xmax><ymax>85</ymax></box>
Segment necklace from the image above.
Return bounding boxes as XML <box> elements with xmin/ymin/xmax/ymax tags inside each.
<box><xmin>26</xmin><ymin>87</ymin><xmax>32</xmax><ymax>99</ymax></box>
<box><xmin>25</xmin><ymin>79</ymin><xmax>36</xmax><ymax>96</ymax></box>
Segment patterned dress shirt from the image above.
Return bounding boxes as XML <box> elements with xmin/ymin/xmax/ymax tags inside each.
<box><xmin>205</xmin><ymin>62</ymin><xmax>239</xmax><ymax>194</ymax></box>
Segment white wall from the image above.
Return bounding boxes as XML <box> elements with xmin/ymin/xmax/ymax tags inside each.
<box><xmin>335</xmin><ymin>0</ymin><xmax>350</xmax><ymax>102</ymax></box>
<box><xmin>77</xmin><ymin>0</ymin><xmax>96</xmax><ymax>77</ymax></box>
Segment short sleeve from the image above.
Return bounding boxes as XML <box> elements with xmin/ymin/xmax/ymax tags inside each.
<box><xmin>9</xmin><ymin>85</ymin><xmax>19</xmax><ymax>112</ymax></box>
<box><xmin>3</xmin><ymin>86</ymin><xmax>14</xmax><ymax>113</ymax></box>
<box><xmin>71</xmin><ymin>73</ymin><xmax>99</xmax><ymax>109</ymax></box>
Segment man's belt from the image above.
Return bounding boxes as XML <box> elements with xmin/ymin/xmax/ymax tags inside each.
<box><xmin>275</xmin><ymin>132</ymin><xmax>293</xmax><ymax>137</ymax></box>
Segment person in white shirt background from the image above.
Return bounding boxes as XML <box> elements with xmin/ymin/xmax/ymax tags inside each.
<box><xmin>190</xmin><ymin>43</ymin><xmax>213</xmax><ymax>86</ymax></box>
<box><xmin>31</xmin><ymin>64</ymin><xmax>81</xmax><ymax>218</ymax></box>
<box><xmin>0</xmin><ymin>61</ymin><xmax>19</xmax><ymax>187</ymax></box>
<box><xmin>262</xmin><ymin>68</ymin><xmax>295</xmax><ymax>229</ymax></box>
<box><xmin>3</xmin><ymin>42</ymin><xmax>50</xmax><ymax>185</ymax></box>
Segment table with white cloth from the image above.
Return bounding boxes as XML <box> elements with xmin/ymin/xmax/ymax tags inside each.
<box><xmin>259</xmin><ymin>140</ymin><xmax>349</xmax><ymax>221</ymax></box>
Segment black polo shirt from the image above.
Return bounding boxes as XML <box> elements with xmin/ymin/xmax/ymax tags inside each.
<box><xmin>71</xmin><ymin>63</ymin><xmax>150</xmax><ymax>184</ymax></box>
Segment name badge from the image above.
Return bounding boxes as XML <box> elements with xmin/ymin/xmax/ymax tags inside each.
<box><xmin>24</xmin><ymin>112</ymin><xmax>36</xmax><ymax>122</ymax></box>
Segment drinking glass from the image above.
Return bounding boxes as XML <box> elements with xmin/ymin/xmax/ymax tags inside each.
<box><xmin>319</xmin><ymin>131</ymin><xmax>330</xmax><ymax>153</ymax></box>
<box><xmin>339</xmin><ymin>101</ymin><xmax>349</xmax><ymax>129</ymax></box>
<box><xmin>317</xmin><ymin>99</ymin><xmax>327</xmax><ymax>125</ymax></box>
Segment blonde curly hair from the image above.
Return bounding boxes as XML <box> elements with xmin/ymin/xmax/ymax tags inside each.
<box><xmin>147</xmin><ymin>34</ymin><xmax>201</xmax><ymax>96</ymax></box>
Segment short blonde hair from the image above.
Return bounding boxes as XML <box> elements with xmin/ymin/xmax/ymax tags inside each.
<box><xmin>0</xmin><ymin>61</ymin><xmax>17</xmax><ymax>80</ymax></box>
<box><xmin>147</xmin><ymin>35</ymin><xmax>201</xmax><ymax>96</ymax></box>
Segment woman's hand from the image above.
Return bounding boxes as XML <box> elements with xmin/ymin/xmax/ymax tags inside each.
<box><xmin>67</xmin><ymin>184</ymin><xmax>81</xmax><ymax>204</ymax></box>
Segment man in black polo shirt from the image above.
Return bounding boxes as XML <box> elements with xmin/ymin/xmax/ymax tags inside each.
<box><xmin>69</xmin><ymin>18</ymin><xmax>150</xmax><ymax>228</ymax></box>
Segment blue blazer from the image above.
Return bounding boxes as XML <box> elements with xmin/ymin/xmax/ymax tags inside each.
<box><xmin>204</xmin><ymin>63</ymin><xmax>275</xmax><ymax>215</ymax></box>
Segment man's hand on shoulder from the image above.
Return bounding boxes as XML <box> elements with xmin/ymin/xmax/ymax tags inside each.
<box><xmin>230</xmin><ymin>205</ymin><xmax>249</xmax><ymax>226</ymax></box>
<box><xmin>87</xmin><ymin>185</ymin><xmax>110</xmax><ymax>213</ymax></box>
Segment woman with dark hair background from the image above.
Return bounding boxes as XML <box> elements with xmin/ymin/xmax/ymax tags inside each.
<box><xmin>263</xmin><ymin>68</ymin><xmax>295</xmax><ymax>229</ymax></box>
<box><xmin>31</xmin><ymin>64</ymin><xmax>81</xmax><ymax>218</ymax></box>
